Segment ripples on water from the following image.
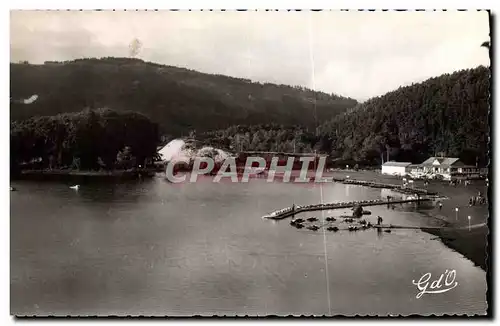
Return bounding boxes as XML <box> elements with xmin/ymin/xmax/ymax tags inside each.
<box><xmin>10</xmin><ymin>176</ymin><xmax>487</xmax><ymax>316</ymax></box>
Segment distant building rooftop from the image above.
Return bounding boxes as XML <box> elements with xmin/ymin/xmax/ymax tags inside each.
<box><xmin>418</xmin><ymin>157</ymin><xmax>477</xmax><ymax>168</ymax></box>
<box><xmin>420</xmin><ymin>157</ymin><xmax>460</xmax><ymax>167</ymax></box>
<box><xmin>382</xmin><ymin>161</ymin><xmax>412</xmax><ymax>167</ymax></box>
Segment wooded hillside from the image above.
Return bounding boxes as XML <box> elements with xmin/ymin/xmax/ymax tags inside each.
<box><xmin>199</xmin><ymin>66</ymin><xmax>490</xmax><ymax>167</ymax></box>
<box><xmin>10</xmin><ymin>57</ymin><xmax>357</xmax><ymax>136</ymax></box>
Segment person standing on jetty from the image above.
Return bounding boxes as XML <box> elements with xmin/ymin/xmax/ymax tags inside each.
<box><xmin>377</xmin><ymin>216</ymin><xmax>383</xmax><ymax>225</ymax></box>
<box><xmin>438</xmin><ymin>202</ymin><xmax>443</xmax><ymax>211</ymax></box>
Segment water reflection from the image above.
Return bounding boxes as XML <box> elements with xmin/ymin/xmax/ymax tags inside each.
<box><xmin>374</xmin><ymin>227</ymin><xmax>381</xmax><ymax>239</ymax></box>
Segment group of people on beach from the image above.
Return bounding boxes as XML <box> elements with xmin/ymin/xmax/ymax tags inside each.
<box><xmin>469</xmin><ymin>192</ymin><xmax>486</xmax><ymax>206</ymax></box>
<box><xmin>436</xmin><ymin>194</ymin><xmax>486</xmax><ymax>212</ymax></box>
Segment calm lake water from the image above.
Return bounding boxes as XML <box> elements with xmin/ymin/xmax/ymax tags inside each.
<box><xmin>11</xmin><ymin>175</ymin><xmax>487</xmax><ymax>316</ymax></box>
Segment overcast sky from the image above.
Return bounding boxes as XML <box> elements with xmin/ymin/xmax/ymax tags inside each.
<box><xmin>10</xmin><ymin>10</ymin><xmax>490</xmax><ymax>101</ymax></box>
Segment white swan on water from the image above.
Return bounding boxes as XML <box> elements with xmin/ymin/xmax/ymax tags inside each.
<box><xmin>69</xmin><ymin>185</ymin><xmax>80</xmax><ymax>190</ymax></box>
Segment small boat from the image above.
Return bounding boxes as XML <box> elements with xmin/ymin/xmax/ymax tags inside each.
<box><xmin>307</xmin><ymin>217</ymin><xmax>318</xmax><ymax>222</ymax></box>
<box><xmin>290</xmin><ymin>219</ymin><xmax>304</xmax><ymax>226</ymax></box>
<box><xmin>307</xmin><ymin>225</ymin><xmax>320</xmax><ymax>231</ymax></box>
<box><xmin>69</xmin><ymin>185</ymin><xmax>80</xmax><ymax>190</ymax></box>
<box><xmin>10</xmin><ymin>186</ymin><xmax>16</xmax><ymax>191</ymax></box>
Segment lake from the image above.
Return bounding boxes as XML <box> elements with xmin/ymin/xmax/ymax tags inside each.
<box><xmin>10</xmin><ymin>175</ymin><xmax>487</xmax><ymax>316</ymax></box>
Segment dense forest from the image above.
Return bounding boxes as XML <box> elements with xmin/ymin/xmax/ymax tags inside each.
<box><xmin>200</xmin><ymin>66</ymin><xmax>490</xmax><ymax>167</ymax></box>
<box><xmin>10</xmin><ymin>108</ymin><xmax>159</xmax><ymax>172</ymax></box>
<box><xmin>10</xmin><ymin>57</ymin><xmax>358</xmax><ymax>136</ymax></box>
<box><xmin>199</xmin><ymin>124</ymin><xmax>319</xmax><ymax>153</ymax></box>
<box><xmin>320</xmin><ymin>66</ymin><xmax>490</xmax><ymax>166</ymax></box>
<box><xmin>10</xmin><ymin>57</ymin><xmax>490</xmax><ymax>171</ymax></box>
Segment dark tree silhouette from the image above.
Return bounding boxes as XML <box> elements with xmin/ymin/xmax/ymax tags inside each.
<box><xmin>10</xmin><ymin>108</ymin><xmax>159</xmax><ymax>171</ymax></box>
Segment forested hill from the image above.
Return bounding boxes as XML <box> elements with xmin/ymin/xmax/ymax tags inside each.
<box><xmin>10</xmin><ymin>57</ymin><xmax>358</xmax><ymax>136</ymax></box>
<box><xmin>318</xmin><ymin>66</ymin><xmax>490</xmax><ymax>166</ymax></box>
<box><xmin>199</xmin><ymin>66</ymin><xmax>490</xmax><ymax>167</ymax></box>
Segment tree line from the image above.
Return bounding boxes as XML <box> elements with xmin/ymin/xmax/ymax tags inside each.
<box><xmin>10</xmin><ymin>108</ymin><xmax>159</xmax><ymax>173</ymax></box>
<box><xmin>199</xmin><ymin>66</ymin><xmax>490</xmax><ymax>167</ymax></box>
<box><xmin>10</xmin><ymin>61</ymin><xmax>489</xmax><ymax>170</ymax></box>
<box><xmin>198</xmin><ymin>124</ymin><xmax>320</xmax><ymax>154</ymax></box>
<box><xmin>319</xmin><ymin>65</ymin><xmax>490</xmax><ymax>166</ymax></box>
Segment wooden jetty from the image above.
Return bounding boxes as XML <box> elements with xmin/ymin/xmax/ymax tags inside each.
<box><xmin>340</xmin><ymin>179</ymin><xmax>435</xmax><ymax>196</ymax></box>
<box><xmin>262</xmin><ymin>198</ymin><xmax>431</xmax><ymax>220</ymax></box>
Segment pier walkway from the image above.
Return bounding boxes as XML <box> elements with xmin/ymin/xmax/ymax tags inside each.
<box><xmin>338</xmin><ymin>179</ymin><xmax>435</xmax><ymax>196</ymax></box>
<box><xmin>262</xmin><ymin>198</ymin><xmax>432</xmax><ymax>220</ymax></box>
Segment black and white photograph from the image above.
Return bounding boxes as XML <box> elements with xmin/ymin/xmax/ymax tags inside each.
<box><xmin>9</xmin><ymin>9</ymin><xmax>491</xmax><ymax>317</ymax></box>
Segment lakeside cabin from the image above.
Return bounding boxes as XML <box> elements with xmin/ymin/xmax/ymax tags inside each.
<box><xmin>382</xmin><ymin>157</ymin><xmax>485</xmax><ymax>181</ymax></box>
<box><xmin>381</xmin><ymin>161</ymin><xmax>412</xmax><ymax>176</ymax></box>
<box><xmin>412</xmin><ymin>157</ymin><xmax>480</xmax><ymax>181</ymax></box>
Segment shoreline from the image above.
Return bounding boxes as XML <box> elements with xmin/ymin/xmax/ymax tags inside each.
<box><xmin>323</xmin><ymin>170</ymin><xmax>489</xmax><ymax>272</ymax></box>
<box><xmin>13</xmin><ymin>168</ymin><xmax>157</xmax><ymax>181</ymax></box>
<box><xmin>422</xmin><ymin>226</ymin><xmax>488</xmax><ymax>271</ymax></box>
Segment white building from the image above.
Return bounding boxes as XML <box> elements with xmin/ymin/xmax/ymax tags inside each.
<box><xmin>410</xmin><ymin>157</ymin><xmax>480</xmax><ymax>181</ymax></box>
<box><xmin>381</xmin><ymin>161</ymin><xmax>412</xmax><ymax>176</ymax></box>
